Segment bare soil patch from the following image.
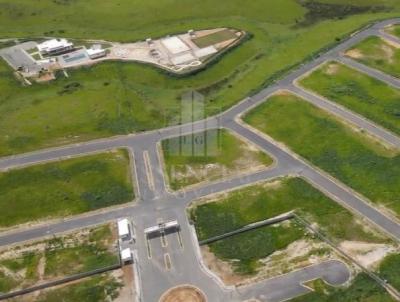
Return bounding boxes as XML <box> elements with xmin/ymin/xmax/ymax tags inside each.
<box><xmin>345</xmin><ymin>49</ymin><xmax>364</xmax><ymax>59</ymax></box>
<box><xmin>113</xmin><ymin>267</ymin><xmax>136</xmax><ymax>302</ymax></box>
<box><xmin>200</xmin><ymin>245</ymin><xmax>246</xmax><ymax>285</ymax></box>
<box><xmin>160</xmin><ymin>285</ymin><xmax>206</xmax><ymax>302</ymax></box>
<box><xmin>325</xmin><ymin>63</ymin><xmax>340</xmax><ymax>75</ymax></box>
<box><xmin>339</xmin><ymin>241</ymin><xmax>396</xmax><ymax>269</ymax></box>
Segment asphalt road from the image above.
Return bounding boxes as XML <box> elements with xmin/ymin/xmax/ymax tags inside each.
<box><xmin>1</xmin><ymin>18</ymin><xmax>400</xmax><ymax>302</ymax></box>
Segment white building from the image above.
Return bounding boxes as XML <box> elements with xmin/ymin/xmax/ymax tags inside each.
<box><xmin>120</xmin><ymin>248</ymin><xmax>133</xmax><ymax>264</ymax></box>
<box><xmin>161</xmin><ymin>36</ymin><xmax>190</xmax><ymax>55</ymax></box>
<box><xmin>37</xmin><ymin>39</ymin><xmax>74</xmax><ymax>56</ymax></box>
<box><xmin>117</xmin><ymin>218</ymin><xmax>132</xmax><ymax>241</ymax></box>
<box><xmin>87</xmin><ymin>47</ymin><xmax>106</xmax><ymax>60</ymax></box>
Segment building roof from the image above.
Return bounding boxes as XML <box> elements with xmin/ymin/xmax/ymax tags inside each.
<box><xmin>117</xmin><ymin>218</ymin><xmax>130</xmax><ymax>237</ymax></box>
<box><xmin>120</xmin><ymin>248</ymin><xmax>132</xmax><ymax>260</ymax></box>
<box><xmin>37</xmin><ymin>39</ymin><xmax>73</xmax><ymax>52</ymax></box>
<box><xmin>87</xmin><ymin>48</ymin><xmax>106</xmax><ymax>56</ymax></box>
<box><xmin>194</xmin><ymin>46</ymin><xmax>217</xmax><ymax>58</ymax></box>
<box><xmin>161</xmin><ymin>36</ymin><xmax>190</xmax><ymax>55</ymax></box>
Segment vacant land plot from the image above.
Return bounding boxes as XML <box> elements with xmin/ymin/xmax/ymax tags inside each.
<box><xmin>0</xmin><ymin>150</ymin><xmax>134</xmax><ymax>228</ymax></box>
<box><xmin>191</xmin><ymin>178</ymin><xmax>386</xmax><ymax>244</ymax></box>
<box><xmin>291</xmin><ymin>273</ymin><xmax>395</xmax><ymax>302</ymax></box>
<box><xmin>299</xmin><ymin>61</ymin><xmax>400</xmax><ymax>135</ymax></box>
<box><xmin>0</xmin><ymin>224</ymin><xmax>119</xmax><ymax>294</ymax></box>
<box><xmin>346</xmin><ymin>36</ymin><xmax>400</xmax><ymax>78</ymax></box>
<box><xmin>192</xmin><ymin>29</ymin><xmax>238</xmax><ymax>48</ymax></box>
<box><xmin>161</xmin><ymin>129</ymin><xmax>272</xmax><ymax>190</ymax></box>
<box><xmin>0</xmin><ymin>1</ymin><xmax>399</xmax><ymax>155</ymax></box>
<box><xmin>244</xmin><ymin>93</ymin><xmax>400</xmax><ymax>216</ymax></box>
<box><xmin>208</xmin><ymin>221</ymin><xmax>305</xmax><ymax>274</ymax></box>
<box><xmin>191</xmin><ymin>177</ymin><xmax>391</xmax><ymax>278</ymax></box>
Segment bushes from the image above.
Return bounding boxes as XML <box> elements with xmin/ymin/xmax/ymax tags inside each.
<box><xmin>295</xmin><ymin>1</ymin><xmax>390</xmax><ymax>27</ymax></box>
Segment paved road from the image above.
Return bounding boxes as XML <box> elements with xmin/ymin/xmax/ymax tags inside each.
<box><xmin>337</xmin><ymin>55</ymin><xmax>400</xmax><ymax>90</ymax></box>
<box><xmin>1</xmin><ymin>17</ymin><xmax>400</xmax><ymax>302</ymax></box>
<box><xmin>237</xmin><ymin>260</ymin><xmax>350</xmax><ymax>302</ymax></box>
<box><xmin>288</xmin><ymin>84</ymin><xmax>400</xmax><ymax>149</ymax></box>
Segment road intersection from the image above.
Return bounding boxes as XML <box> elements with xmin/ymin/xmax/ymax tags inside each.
<box><xmin>1</xmin><ymin>18</ymin><xmax>400</xmax><ymax>302</ymax></box>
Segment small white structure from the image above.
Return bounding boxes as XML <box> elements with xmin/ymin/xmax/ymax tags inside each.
<box><xmin>161</xmin><ymin>36</ymin><xmax>190</xmax><ymax>55</ymax></box>
<box><xmin>188</xmin><ymin>29</ymin><xmax>196</xmax><ymax>37</ymax></box>
<box><xmin>117</xmin><ymin>218</ymin><xmax>132</xmax><ymax>241</ymax></box>
<box><xmin>146</xmin><ymin>38</ymin><xmax>153</xmax><ymax>46</ymax></box>
<box><xmin>120</xmin><ymin>248</ymin><xmax>133</xmax><ymax>264</ymax></box>
<box><xmin>37</xmin><ymin>39</ymin><xmax>73</xmax><ymax>55</ymax></box>
<box><xmin>87</xmin><ymin>47</ymin><xmax>106</xmax><ymax>59</ymax></box>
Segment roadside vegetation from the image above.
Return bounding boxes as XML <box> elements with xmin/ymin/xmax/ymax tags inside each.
<box><xmin>0</xmin><ymin>224</ymin><xmax>119</xmax><ymax>294</ymax></box>
<box><xmin>0</xmin><ymin>1</ymin><xmax>400</xmax><ymax>155</ymax></box>
<box><xmin>299</xmin><ymin>61</ymin><xmax>400</xmax><ymax>135</ymax></box>
<box><xmin>290</xmin><ymin>273</ymin><xmax>395</xmax><ymax>302</ymax></box>
<box><xmin>386</xmin><ymin>24</ymin><xmax>400</xmax><ymax>39</ymax></box>
<box><xmin>16</xmin><ymin>273</ymin><xmax>123</xmax><ymax>302</ymax></box>
<box><xmin>379</xmin><ymin>253</ymin><xmax>400</xmax><ymax>291</ymax></box>
<box><xmin>345</xmin><ymin>36</ymin><xmax>400</xmax><ymax>78</ymax></box>
<box><xmin>0</xmin><ymin>150</ymin><xmax>134</xmax><ymax>228</ymax></box>
<box><xmin>244</xmin><ymin>93</ymin><xmax>400</xmax><ymax>217</ymax></box>
<box><xmin>291</xmin><ymin>252</ymin><xmax>400</xmax><ymax>301</ymax></box>
<box><xmin>191</xmin><ymin>177</ymin><xmax>388</xmax><ymax>275</ymax></box>
<box><xmin>161</xmin><ymin>129</ymin><xmax>272</xmax><ymax>190</ymax></box>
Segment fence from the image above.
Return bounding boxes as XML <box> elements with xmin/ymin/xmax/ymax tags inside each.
<box><xmin>198</xmin><ymin>212</ymin><xmax>294</xmax><ymax>246</ymax></box>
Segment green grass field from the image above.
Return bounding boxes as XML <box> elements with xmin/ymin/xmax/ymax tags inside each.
<box><xmin>291</xmin><ymin>273</ymin><xmax>395</xmax><ymax>302</ymax></box>
<box><xmin>161</xmin><ymin>129</ymin><xmax>272</xmax><ymax>190</ymax></box>
<box><xmin>192</xmin><ymin>29</ymin><xmax>239</xmax><ymax>48</ymax></box>
<box><xmin>299</xmin><ymin>61</ymin><xmax>400</xmax><ymax>135</ymax></box>
<box><xmin>0</xmin><ymin>224</ymin><xmax>119</xmax><ymax>294</ymax></box>
<box><xmin>192</xmin><ymin>176</ymin><xmax>388</xmax><ymax>275</ymax></box>
<box><xmin>192</xmin><ymin>177</ymin><xmax>386</xmax><ymax>244</ymax></box>
<box><xmin>0</xmin><ymin>150</ymin><xmax>134</xmax><ymax>228</ymax></box>
<box><xmin>386</xmin><ymin>24</ymin><xmax>400</xmax><ymax>38</ymax></box>
<box><xmin>209</xmin><ymin>222</ymin><xmax>305</xmax><ymax>274</ymax></box>
<box><xmin>244</xmin><ymin>93</ymin><xmax>400</xmax><ymax>216</ymax></box>
<box><xmin>34</xmin><ymin>273</ymin><xmax>122</xmax><ymax>302</ymax></box>
<box><xmin>379</xmin><ymin>253</ymin><xmax>400</xmax><ymax>291</ymax></box>
<box><xmin>0</xmin><ymin>1</ymin><xmax>400</xmax><ymax>156</ymax></box>
<box><xmin>346</xmin><ymin>36</ymin><xmax>400</xmax><ymax>78</ymax></box>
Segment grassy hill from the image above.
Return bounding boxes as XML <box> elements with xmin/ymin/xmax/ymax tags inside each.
<box><xmin>0</xmin><ymin>0</ymin><xmax>400</xmax><ymax>155</ymax></box>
